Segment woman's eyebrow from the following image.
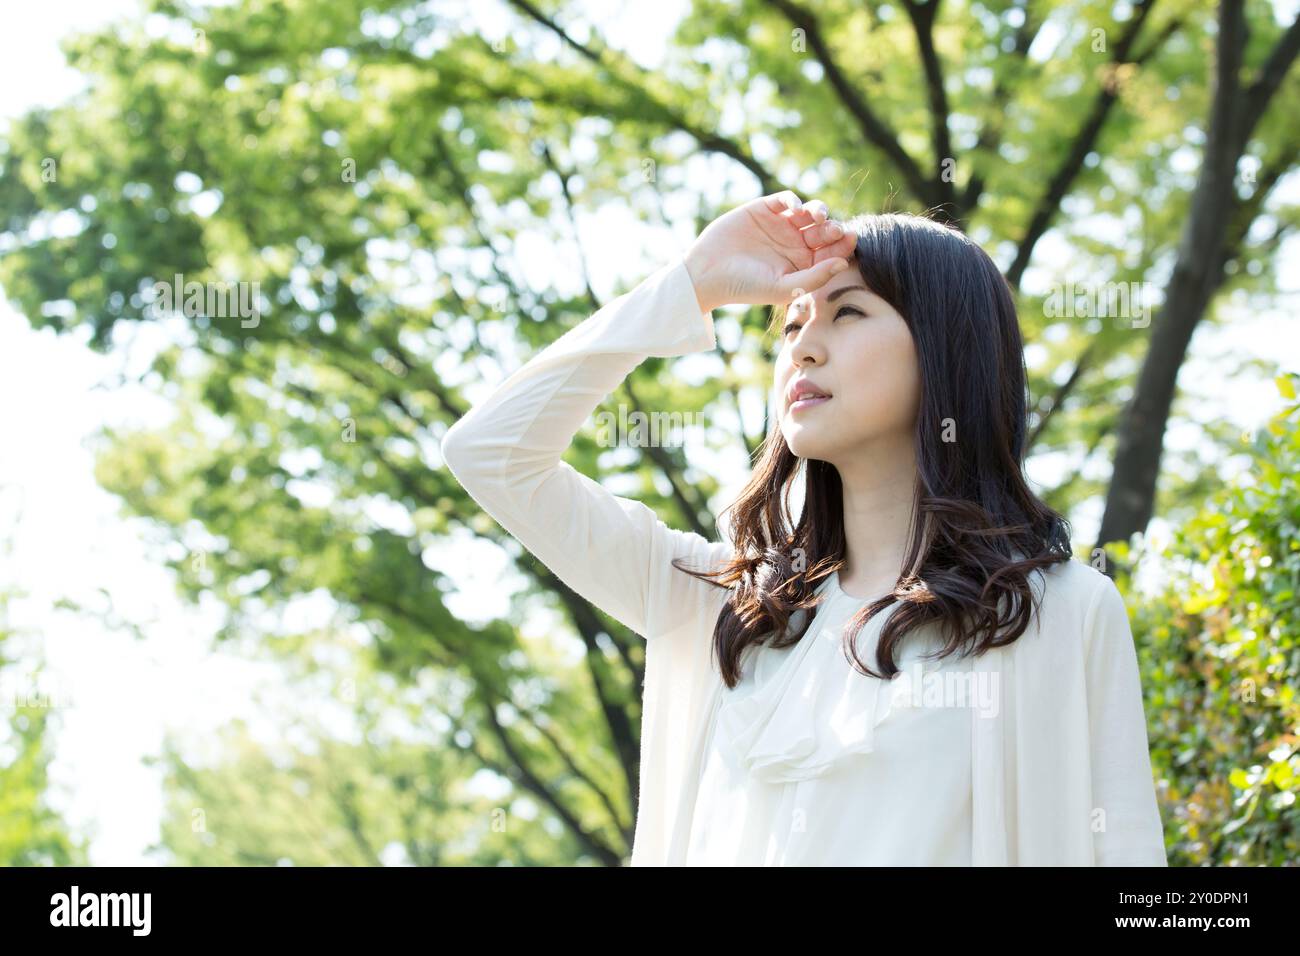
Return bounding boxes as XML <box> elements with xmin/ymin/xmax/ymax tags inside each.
<box><xmin>826</xmin><ymin>284</ymin><xmax>869</xmax><ymax>302</ymax></box>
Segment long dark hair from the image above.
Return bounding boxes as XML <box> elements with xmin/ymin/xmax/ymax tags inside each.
<box><xmin>674</xmin><ymin>211</ymin><xmax>1073</xmax><ymax>688</ymax></box>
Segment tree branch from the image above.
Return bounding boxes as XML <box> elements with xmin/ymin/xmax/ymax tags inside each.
<box><xmin>963</xmin><ymin>0</ymin><xmax>1047</xmax><ymax>211</ymax></box>
<box><xmin>1026</xmin><ymin>340</ymin><xmax>1097</xmax><ymax>451</ymax></box>
<box><xmin>1235</xmin><ymin>13</ymin><xmax>1300</xmax><ymax>152</ymax></box>
<box><xmin>1006</xmin><ymin>0</ymin><xmax>1167</xmax><ymax>290</ymax></box>
<box><xmin>902</xmin><ymin>0</ymin><xmax>959</xmax><ymax>217</ymax></box>
<box><xmin>505</xmin><ymin>0</ymin><xmax>783</xmax><ymax>192</ymax></box>
<box><xmin>764</xmin><ymin>0</ymin><xmax>940</xmax><ymax>209</ymax></box>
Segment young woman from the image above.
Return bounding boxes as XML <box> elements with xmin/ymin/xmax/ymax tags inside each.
<box><xmin>441</xmin><ymin>191</ymin><xmax>1167</xmax><ymax>867</ymax></box>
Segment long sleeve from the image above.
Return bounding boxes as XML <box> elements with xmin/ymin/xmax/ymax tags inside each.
<box><xmin>1083</xmin><ymin>575</ymin><xmax>1168</xmax><ymax>866</ymax></box>
<box><xmin>439</xmin><ymin>257</ymin><xmax>732</xmax><ymax>640</ymax></box>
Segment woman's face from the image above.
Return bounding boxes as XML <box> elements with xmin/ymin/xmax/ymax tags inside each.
<box><xmin>773</xmin><ymin>260</ymin><xmax>921</xmax><ymax>463</ymax></box>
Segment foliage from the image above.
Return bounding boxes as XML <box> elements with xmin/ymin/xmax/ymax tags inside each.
<box><xmin>1112</xmin><ymin>373</ymin><xmax>1300</xmax><ymax>865</ymax></box>
<box><xmin>0</xmin><ymin>574</ymin><xmax>90</xmax><ymax>866</ymax></box>
<box><xmin>151</xmin><ymin>625</ymin><xmax>593</xmax><ymax>865</ymax></box>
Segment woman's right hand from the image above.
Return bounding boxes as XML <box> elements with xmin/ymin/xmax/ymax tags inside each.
<box><xmin>683</xmin><ymin>191</ymin><xmax>858</xmax><ymax>313</ymax></box>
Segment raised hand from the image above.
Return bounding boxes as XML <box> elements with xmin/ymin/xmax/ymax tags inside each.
<box><xmin>683</xmin><ymin>191</ymin><xmax>858</xmax><ymax>312</ymax></box>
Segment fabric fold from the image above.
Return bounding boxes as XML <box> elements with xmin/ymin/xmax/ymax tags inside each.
<box><xmin>716</xmin><ymin>572</ymin><xmax>914</xmax><ymax>784</ymax></box>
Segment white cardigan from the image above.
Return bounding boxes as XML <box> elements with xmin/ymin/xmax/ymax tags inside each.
<box><xmin>440</xmin><ymin>256</ymin><xmax>1169</xmax><ymax>867</ymax></box>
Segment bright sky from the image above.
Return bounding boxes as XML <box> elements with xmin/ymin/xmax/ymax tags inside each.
<box><xmin>0</xmin><ymin>0</ymin><xmax>1296</xmax><ymax>866</ymax></box>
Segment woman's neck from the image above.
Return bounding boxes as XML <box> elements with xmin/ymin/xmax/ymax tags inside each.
<box><xmin>833</xmin><ymin>430</ymin><xmax>920</xmax><ymax>595</ymax></box>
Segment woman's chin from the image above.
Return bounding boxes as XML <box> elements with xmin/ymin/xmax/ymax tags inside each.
<box><xmin>784</xmin><ymin>429</ymin><xmax>832</xmax><ymax>461</ymax></box>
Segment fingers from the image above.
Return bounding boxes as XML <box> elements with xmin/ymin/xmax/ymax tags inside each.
<box><xmin>811</xmin><ymin>232</ymin><xmax>857</xmax><ymax>263</ymax></box>
<box><xmin>759</xmin><ymin>190</ymin><xmax>854</xmax><ymax>263</ymax></box>
<box><xmin>763</xmin><ymin>191</ymin><xmax>803</xmax><ymax>214</ymax></box>
<box><xmin>800</xmin><ymin>217</ymin><xmax>845</xmax><ymax>250</ymax></box>
<box><xmin>776</xmin><ymin>257</ymin><xmax>853</xmax><ymax>300</ymax></box>
<box><xmin>762</xmin><ymin>191</ymin><xmax>824</xmax><ymax>230</ymax></box>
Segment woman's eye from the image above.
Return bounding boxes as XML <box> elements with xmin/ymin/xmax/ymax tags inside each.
<box><xmin>781</xmin><ymin>307</ymin><xmax>862</xmax><ymax>337</ymax></box>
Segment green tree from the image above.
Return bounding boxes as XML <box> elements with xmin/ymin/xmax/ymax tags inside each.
<box><xmin>0</xmin><ymin>0</ymin><xmax>1295</xmax><ymax>862</ymax></box>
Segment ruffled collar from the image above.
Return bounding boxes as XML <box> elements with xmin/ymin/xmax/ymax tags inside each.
<box><xmin>715</xmin><ymin>570</ymin><xmax>919</xmax><ymax>784</ymax></box>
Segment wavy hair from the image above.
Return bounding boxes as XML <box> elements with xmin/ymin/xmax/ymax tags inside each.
<box><xmin>673</xmin><ymin>211</ymin><xmax>1073</xmax><ymax>689</ymax></box>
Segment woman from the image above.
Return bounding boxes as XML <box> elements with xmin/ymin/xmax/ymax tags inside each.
<box><xmin>441</xmin><ymin>191</ymin><xmax>1167</xmax><ymax>867</ymax></box>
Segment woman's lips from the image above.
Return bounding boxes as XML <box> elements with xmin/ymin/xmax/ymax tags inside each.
<box><xmin>789</xmin><ymin>395</ymin><xmax>831</xmax><ymax>413</ymax></box>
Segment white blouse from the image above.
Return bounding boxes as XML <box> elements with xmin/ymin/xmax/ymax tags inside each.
<box><xmin>687</xmin><ymin>568</ymin><xmax>974</xmax><ymax>865</ymax></box>
<box><xmin>440</xmin><ymin>255</ymin><xmax>1168</xmax><ymax>866</ymax></box>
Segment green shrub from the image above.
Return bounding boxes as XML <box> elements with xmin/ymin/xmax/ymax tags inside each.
<box><xmin>1111</xmin><ymin>373</ymin><xmax>1300</xmax><ymax>865</ymax></box>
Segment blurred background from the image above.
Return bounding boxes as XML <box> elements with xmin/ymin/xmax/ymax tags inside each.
<box><xmin>0</xmin><ymin>0</ymin><xmax>1297</xmax><ymax>866</ymax></box>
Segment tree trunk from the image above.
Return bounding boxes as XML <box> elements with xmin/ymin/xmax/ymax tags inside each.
<box><xmin>1095</xmin><ymin>0</ymin><xmax>1247</xmax><ymax>563</ymax></box>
